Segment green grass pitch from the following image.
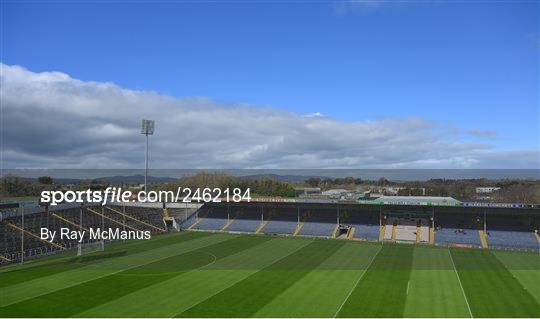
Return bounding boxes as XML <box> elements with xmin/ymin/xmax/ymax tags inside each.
<box><xmin>0</xmin><ymin>231</ymin><xmax>538</xmax><ymax>317</ymax></box>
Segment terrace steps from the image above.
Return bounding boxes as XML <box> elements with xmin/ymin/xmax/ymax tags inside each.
<box><xmin>86</xmin><ymin>207</ymin><xmax>143</xmax><ymax>232</ymax></box>
<box><xmin>220</xmin><ymin>210</ymin><xmax>243</xmax><ymax>231</ymax></box>
<box><xmin>6</xmin><ymin>222</ymin><xmax>64</xmax><ymax>249</ymax></box>
<box><xmin>479</xmin><ymin>230</ymin><xmax>489</xmax><ymax>248</ymax></box>
<box><xmin>255</xmin><ymin>219</ymin><xmax>269</xmax><ymax>234</ymax></box>
<box><xmin>379</xmin><ymin>224</ymin><xmax>386</xmax><ymax>241</ymax></box>
<box><xmin>293</xmin><ymin>222</ymin><xmax>304</xmax><ymax>236</ymax></box>
<box><xmin>188</xmin><ymin>218</ymin><xmax>203</xmax><ymax>230</ymax></box>
<box><xmin>347</xmin><ymin>227</ymin><xmax>355</xmax><ymax>239</ymax></box>
<box><xmin>105</xmin><ymin>206</ymin><xmax>166</xmax><ymax>232</ymax></box>
<box><xmin>332</xmin><ymin>224</ymin><xmax>340</xmax><ymax>238</ymax></box>
<box><xmin>220</xmin><ymin>215</ymin><xmax>237</xmax><ymax>231</ymax></box>
<box><xmin>51</xmin><ymin>212</ymin><xmax>90</xmax><ymax>232</ymax></box>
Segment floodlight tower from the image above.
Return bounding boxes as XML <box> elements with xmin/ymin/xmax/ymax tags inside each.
<box><xmin>141</xmin><ymin>119</ymin><xmax>155</xmax><ymax>193</ymax></box>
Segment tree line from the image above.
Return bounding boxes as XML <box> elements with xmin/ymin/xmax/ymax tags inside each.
<box><xmin>156</xmin><ymin>171</ymin><xmax>296</xmax><ymax>198</ymax></box>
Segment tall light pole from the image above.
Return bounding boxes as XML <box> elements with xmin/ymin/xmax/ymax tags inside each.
<box><xmin>141</xmin><ymin>119</ymin><xmax>155</xmax><ymax>193</ymax></box>
<box><xmin>20</xmin><ymin>203</ymin><xmax>24</xmax><ymax>264</ymax></box>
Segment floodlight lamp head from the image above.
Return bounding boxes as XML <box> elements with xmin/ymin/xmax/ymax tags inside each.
<box><xmin>141</xmin><ymin>119</ymin><xmax>155</xmax><ymax>135</ymax></box>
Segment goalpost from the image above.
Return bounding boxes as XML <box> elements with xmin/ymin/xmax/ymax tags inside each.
<box><xmin>77</xmin><ymin>240</ymin><xmax>104</xmax><ymax>256</ymax></box>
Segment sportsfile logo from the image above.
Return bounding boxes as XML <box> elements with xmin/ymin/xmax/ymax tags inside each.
<box><xmin>41</xmin><ymin>187</ymin><xmax>251</xmax><ymax>206</ymax></box>
<box><xmin>41</xmin><ymin>187</ymin><xmax>136</xmax><ymax>206</ymax></box>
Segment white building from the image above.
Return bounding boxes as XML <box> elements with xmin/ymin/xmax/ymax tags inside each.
<box><xmin>475</xmin><ymin>187</ymin><xmax>501</xmax><ymax>194</ymax></box>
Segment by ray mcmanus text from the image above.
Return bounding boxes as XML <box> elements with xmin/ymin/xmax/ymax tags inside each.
<box><xmin>41</xmin><ymin>227</ymin><xmax>152</xmax><ymax>243</ymax></box>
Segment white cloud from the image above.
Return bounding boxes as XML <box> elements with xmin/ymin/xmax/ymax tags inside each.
<box><xmin>0</xmin><ymin>64</ymin><xmax>537</xmax><ymax>169</ymax></box>
<box><xmin>467</xmin><ymin>128</ymin><xmax>498</xmax><ymax>138</ymax></box>
<box><xmin>333</xmin><ymin>0</ymin><xmax>393</xmax><ymax>15</ymax></box>
<box><xmin>303</xmin><ymin>112</ymin><xmax>324</xmax><ymax>118</ymax></box>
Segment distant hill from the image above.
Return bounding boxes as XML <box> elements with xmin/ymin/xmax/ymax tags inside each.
<box><xmin>93</xmin><ymin>175</ymin><xmax>178</xmax><ymax>184</ymax></box>
<box><xmin>15</xmin><ymin>175</ymin><xmax>179</xmax><ymax>184</ymax></box>
<box><xmin>239</xmin><ymin>174</ymin><xmax>321</xmax><ymax>182</ymax></box>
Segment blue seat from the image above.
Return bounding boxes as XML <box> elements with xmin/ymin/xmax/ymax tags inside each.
<box><xmin>299</xmin><ymin>222</ymin><xmax>335</xmax><ymax>237</ymax></box>
<box><xmin>195</xmin><ymin>218</ymin><xmax>227</xmax><ymax>231</ymax></box>
<box><xmin>180</xmin><ymin>214</ymin><xmax>199</xmax><ymax>229</ymax></box>
<box><xmin>435</xmin><ymin>228</ymin><xmax>481</xmax><ymax>247</ymax></box>
<box><xmin>487</xmin><ymin>231</ymin><xmax>539</xmax><ymax>250</ymax></box>
<box><xmin>227</xmin><ymin>218</ymin><xmax>261</xmax><ymax>232</ymax></box>
<box><xmin>352</xmin><ymin>224</ymin><xmax>380</xmax><ymax>240</ymax></box>
<box><xmin>262</xmin><ymin>220</ymin><xmax>297</xmax><ymax>235</ymax></box>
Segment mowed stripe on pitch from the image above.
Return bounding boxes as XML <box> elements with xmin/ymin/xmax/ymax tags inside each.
<box><xmin>450</xmin><ymin>248</ymin><xmax>540</xmax><ymax>318</ymax></box>
<box><xmin>0</xmin><ymin>235</ymin><xmax>271</xmax><ymax>317</ymax></box>
<box><xmin>404</xmin><ymin>246</ymin><xmax>471</xmax><ymax>317</ymax></box>
<box><xmin>0</xmin><ymin>232</ymin><xmax>229</xmax><ymax>308</ymax></box>
<box><xmin>177</xmin><ymin>239</ymin><xmax>346</xmax><ymax>318</ymax></box>
<box><xmin>0</xmin><ymin>234</ymin><xmax>226</xmax><ymax>307</ymax></box>
<box><xmin>253</xmin><ymin>241</ymin><xmax>382</xmax><ymax>318</ymax></box>
<box><xmin>492</xmin><ymin>249</ymin><xmax>540</xmax><ymax>303</ymax></box>
<box><xmin>337</xmin><ymin>244</ymin><xmax>414</xmax><ymax>318</ymax></box>
<box><xmin>0</xmin><ymin>231</ymin><xmax>208</xmax><ymax>288</ymax></box>
<box><xmin>76</xmin><ymin>236</ymin><xmax>313</xmax><ymax>317</ymax></box>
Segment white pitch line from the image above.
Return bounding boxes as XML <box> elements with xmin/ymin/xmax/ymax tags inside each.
<box><xmin>173</xmin><ymin>238</ymin><xmax>312</xmax><ymax>317</ymax></box>
<box><xmin>448</xmin><ymin>248</ymin><xmax>474</xmax><ymax>318</ymax></box>
<box><xmin>406</xmin><ymin>281</ymin><xmax>410</xmax><ymax>295</ymax></box>
<box><xmin>332</xmin><ymin>245</ymin><xmax>383</xmax><ymax>318</ymax></box>
<box><xmin>1</xmin><ymin>234</ymin><xmax>231</xmax><ymax>307</ymax></box>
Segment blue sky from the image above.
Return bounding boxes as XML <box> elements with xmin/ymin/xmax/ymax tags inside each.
<box><xmin>0</xmin><ymin>1</ymin><xmax>538</xmax><ymax>169</ymax></box>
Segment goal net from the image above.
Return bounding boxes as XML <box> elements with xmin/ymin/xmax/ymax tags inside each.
<box><xmin>77</xmin><ymin>241</ymin><xmax>104</xmax><ymax>256</ymax></box>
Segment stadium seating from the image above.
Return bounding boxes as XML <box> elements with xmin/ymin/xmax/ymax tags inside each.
<box><xmin>434</xmin><ymin>213</ymin><xmax>482</xmax><ymax>247</ymax></box>
<box><xmin>435</xmin><ymin>228</ymin><xmax>481</xmax><ymax>246</ymax></box>
<box><xmin>345</xmin><ymin>211</ymin><xmax>380</xmax><ymax>241</ymax></box>
<box><xmin>298</xmin><ymin>211</ymin><xmax>335</xmax><ymax>237</ymax></box>
<box><xmin>299</xmin><ymin>221</ymin><xmax>335</xmax><ymax>237</ymax></box>
<box><xmin>194</xmin><ymin>217</ymin><xmax>228</xmax><ymax>231</ymax></box>
<box><xmin>227</xmin><ymin>211</ymin><xmax>262</xmax><ymax>232</ymax></box>
<box><xmin>260</xmin><ymin>210</ymin><xmax>298</xmax><ymax>235</ymax></box>
<box><xmin>353</xmin><ymin>224</ymin><xmax>380</xmax><ymax>240</ymax></box>
<box><xmin>190</xmin><ymin>209</ymin><xmax>228</xmax><ymax>231</ymax></box>
<box><xmin>179</xmin><ymin>213</ymin><xmax>199</xmax><ymax>229</ymax></box>
<box><xmin>1</xmin><ymin>202</ymin><xmax>538</xmax><ymax>264</ymax></box>
<box><xmin>486</xmin><ymin>230</ymin><xmax>539</xmax><ymax>250</ymax></box>
<box><xmin>168</xmin><ymin>207</ymin><xmax>201</xmax><ymax>224</ymax></box>
<box><xmin>484</xmin><ymin>214</ymin><xmax>538</xmax><ymax>250</ymax></box>
<box><xmin>0</xmin><ymin>206</ymin><xmax>133</xmax><ymax>262</ymax></box>
<box><xmin>122</xmin><ymin>206</ymin><xmax>165</xmax><ymax>229</ymax></box>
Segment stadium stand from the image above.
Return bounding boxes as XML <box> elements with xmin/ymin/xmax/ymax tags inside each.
<box><xmin>298</xmin><ymin>210</ymin><xmax>336</xmax><ymax>237</ymax></box>
<box><xmin>487</xmin><ymin>231</ymin><xmax>538</xmax><ymax>250</ymax></box>
<box><xmin>384</xmin><ymin>217</ymin><xmax>395</xmax><ymax>240</ymax></box>
<box><xmin>179</xmin><ymin>213</ymin><xmax>199</xmax><ymax>230</ymax></box>
<box><xmin>0</xmin><ymin>203</ymin><xmax>169</xmax><ymax>263</ymax></box>
<box><xmin>226</xmin><ymin>210</ymin><xmax>262</xmax><ymax>232</ymax></box>
<box><xmin>345</xmin><ymin>210</ymin><xmax>380</xmax><ymax>241</ymax></box>
<box><xmin>419</xmin><ymin>219</ymin><xmax>429</xmax><ymax>243</ymax></box>
<box><xmin>485</xmin><ymin>214</ymin><xmax>539</xmax><ymax>250</ymax></box>
<box><xmin>168</xmin><ymin>205</ymin><xmax>202</xmax><ymax>225</ymax></box>
<box><xmin>434</xmin><ymin>213</ymin><xmax>482</xmax><ymax>247</ymax></box>
<box><xmin>1</xmin><ymin>200</ymin><xmax>539</xmax><ymax>264</ymax></box>
<box><xmin>121</xmin><ymin>206</ymin><xmax>166</xmax><ymax>231</ymax></box>
<box><xmin>261</xmin><ymin>209</ymin><xmax>298</xmax><ymax>235</ymax></box>
<box><xmin>192</xmin><ymin>208</ymin><xmax>228</xmax><ymax>231</ymax></box>
<box><xmin>395</xmin><ymin>218</ymin><xmax>418</xmax><ymax>241</ymax></box>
